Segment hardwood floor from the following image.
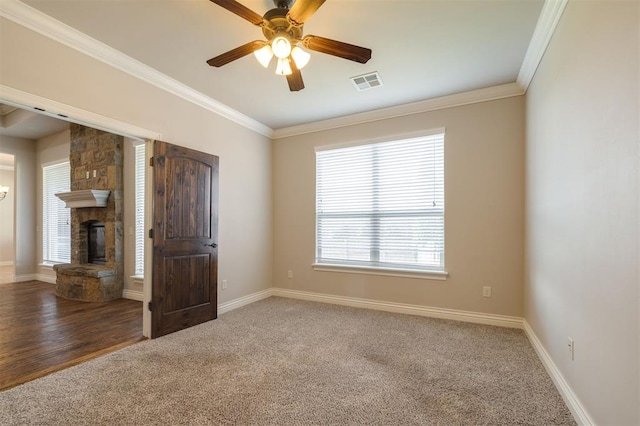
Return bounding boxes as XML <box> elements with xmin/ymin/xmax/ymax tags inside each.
<box><xmin>0</xmin><ymin>280</ymin><xmax>144</xmax><ymax>391</ymax></box>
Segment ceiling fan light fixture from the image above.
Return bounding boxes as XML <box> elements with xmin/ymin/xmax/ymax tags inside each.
<box><xmin>275</xmin><ymin>58</ymin><xmax>293</xmax><ymax>76</ymax></box>
<box><xmin>271</xmin><ymin>35</ymin><xmax>292</xmax><ymax>59</ymax></box>
<box><xmin>254</xmin><ymin>44</ymin><xmax>274</xmax><ymax>68</ymax></box>
<box><xmin>291</xmin><ymin>46</ymin><xmax>310</xmax><ymax>69</ymax></box>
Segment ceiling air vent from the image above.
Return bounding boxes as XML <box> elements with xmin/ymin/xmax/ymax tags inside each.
<box><xmin>351</xmin><ymin>72</ymin><xmax>383</xmax><ymax>91</ymax></box>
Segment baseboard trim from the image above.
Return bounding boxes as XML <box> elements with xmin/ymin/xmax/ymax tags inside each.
<box><xmin>523</xmin><ymin>321</ymin><xmax>594</xmax><ymax>425</ymax></box>
<box><xmin>13</xmin><ymin>274</ymin><xmax>38</xmax><ymax>282</ymax></box>
<box><xmin>271</xmin><ymin>288</ymin><xmax>523</xmax><ymax>329</ymax></box>
<box><xmin>218</xmin><ymin>289</ymin><xmax>272</xmax><ymax>315</ymax></box>
<box><xmin>35</xmin><ymin>274</ymin><xmax>56</xmax><ymax>284</ymax></box>
<box><xmin>123</xmin><ymin>289</ymin><xmax>143</xmax><ymax>301</ymax></box>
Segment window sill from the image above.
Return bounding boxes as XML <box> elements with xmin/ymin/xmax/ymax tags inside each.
<box><xmin>312</xmin><ymin>263</ymin><xmax>448</xmax><ymax>281</ymax></box>
<box><xmin>39</xmin><ymin>262</ymin><xmax>65</xmax><ymax>269</ymax></box>
<box><xmin>130</xmin><ymin>275</ymin><xmax>144</xmax><ymax>285</ymax></box>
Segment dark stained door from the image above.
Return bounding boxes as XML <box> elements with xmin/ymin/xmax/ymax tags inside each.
<box><xmin>151</xmin><ymin>141</ymin><xmax>219</xmax><ymax>338</ymax></box>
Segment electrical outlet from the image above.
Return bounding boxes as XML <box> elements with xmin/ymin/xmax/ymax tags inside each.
<box><xmin>568</xmin><ymin>338</ymin><xmax>574</xmax><ymax>360</ymax></box>
<box><xmin>287</xmin><ymin>270</ymin><xmax>293</xmax><ymax>279</ymax></box>
<box><xmin>221</xmin><ymin>280</ymin><xmax>228</xmax><ymax>290</ymax></box>
<box><xmin>482</xmin><ymin>286</ymin><xmax>492</xmax><ymax>297</ymax></box>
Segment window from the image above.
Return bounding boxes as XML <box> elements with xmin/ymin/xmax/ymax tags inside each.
<box><xmin>315</xmin><ymin>133</ymin><xmax>445</xmax><ymax>274</ymax></box>
<box><xmin>42</xmin><ymin>162</ymin><xmax>71</xmax><ymax>264</ymax></box>
<box><xmin>134</xmin><ymin>143</ymin><xmax>146</xmax><ymax>276</ymax></box>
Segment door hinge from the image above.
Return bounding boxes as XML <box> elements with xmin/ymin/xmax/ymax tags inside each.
<box><xmin>149</xmin><ymin>157</ymin><xmax>155</xmax><ymax>167</ymax></box>
<box><xmin>148</xmin><ymin>228</ymin><xmax>154</xmax><ymax>239</ymax></box>
<box><xmin>148</xmin><ymin>302</ymin><xmax>153</xmax><ymax>311</ymax></box>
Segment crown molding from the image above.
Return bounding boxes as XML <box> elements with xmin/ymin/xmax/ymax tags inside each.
<box><xmin>274</xmin><ymin>0</ymin><xmax>567</xmax><ymax>139</ymax></box>
<box><xmin>0</xmin><ymin>0</ymin><xmax>273</xmax><ymax>138</ymax></box>
<box><xmin>0</xmin><ymin>85</ymin><xmax>162</xmax><ymax>141</ymax></box>
<box><xmin>1</xmin><ymin>0</ymin><xmax>566</xmax><ymax>140</ymax></box>
<box><xmin>517</xmin><ymin>0</ymin><xmax>568</xmax><ymax>90</ymax></box>
<box><xmin>273</xmin><ymin>82</ymin><xmax>524</xmax><ymax>139</ymax></box>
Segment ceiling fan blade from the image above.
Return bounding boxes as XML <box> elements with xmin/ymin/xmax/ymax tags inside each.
<box><xmin>286</xmin><ymin>61</ymin><xmax>305</xmax><ymax>92</ymax></box>
<box><xmin>287</xmin><ymin>0</ymin><xmax>326</xmax><ymax>26</ymax></box>
<box><xmin>209</xmin><ymin>0</ymin><xmax>265</xmax><ymax>26</ymax></box>
<box><xmin>207</xmin><ymin>40</ymin><xmax>265</xmax><ymax>67</ymax></box>
<box><xmin>302</xmin><ymin>35</ymin><xmax>372</xmax><ymax>64</ymax></box>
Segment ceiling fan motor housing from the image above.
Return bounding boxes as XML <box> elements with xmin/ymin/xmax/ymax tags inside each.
<box><xmin>274</xmin><ymin>0</ymin><xmax>293</xmax><ymax>9</ymax></box>
<box><xmin>262</xmin><ymin>7</ymin><xmax>303</xmax><ymax>42</ymax></box>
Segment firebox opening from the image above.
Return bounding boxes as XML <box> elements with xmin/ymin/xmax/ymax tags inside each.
<box><xmin>87</xmin><ymin>221</ymin><xmax>106</xmax><ymax>265</ymax></box>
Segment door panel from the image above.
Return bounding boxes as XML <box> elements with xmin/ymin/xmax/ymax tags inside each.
<box><xmin>152</xmin><ymin>141</ymin><xmax>219</xmax><ymax>338</ymax></box>
<box><xmin>165</xmin><ymin>157</ymin><xmax>212</xmax><ymax>239</ymax></box>
<box><xmin>163</xmin><ymin>254</ymin><xmax>210</xmax><ymax>312</ymax></box>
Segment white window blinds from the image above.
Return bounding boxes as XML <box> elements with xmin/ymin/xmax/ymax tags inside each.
<box><xmin>134</xmin><ymin>143</ymin><xmax>146</xmax><ymax>276</ymax></box>
<box><xmin>316</xmin><ymin>133</ymin><xmax>445</xmax><ymax>271</ymax></box>
<box><xmin>43</xmin><ymin>162</ymin><xmax>71</xmax><ymax>264</ymax></box>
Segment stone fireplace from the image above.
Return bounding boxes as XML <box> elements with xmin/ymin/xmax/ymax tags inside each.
<box><xmin>53</xmin><ymin>124</ymin><xmax>124</xmax><ymax>302</ymax></box>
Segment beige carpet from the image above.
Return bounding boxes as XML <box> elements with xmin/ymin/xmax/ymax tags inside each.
<box><xmin>0</xmin><ymin>297</ymin><xmax>574</xmax><ymax>425</ymax></box>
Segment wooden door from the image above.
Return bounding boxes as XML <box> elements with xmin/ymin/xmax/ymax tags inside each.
<box><xmin>151</xmin><ymin>141</ymin><xmax>219</xmax><ymax>338</ymax></box>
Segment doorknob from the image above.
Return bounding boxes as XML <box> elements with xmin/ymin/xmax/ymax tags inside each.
<box><xmin>204</xmin><ymin>242</ymin><xmax>217</xmax><ymax>248</ymax></box>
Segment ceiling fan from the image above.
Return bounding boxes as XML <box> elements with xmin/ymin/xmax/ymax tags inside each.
<box><xmin>206</xmin><ymin>0</ymin><xmax>372</xmax><ymax>92</ymax></box>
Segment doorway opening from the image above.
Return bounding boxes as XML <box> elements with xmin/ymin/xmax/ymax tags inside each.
<box><xmin>0</xmin><ymin>153</ymin><xmax>14</xmax><ymax>284</ymax></box>
<box><xmin>0</xmin><ymin>93</ymin><xmax>158</xmax><ymax>387</ymax></box>
<box><xmin>0</xmin><ymin>93</ymin><xmax>157</xmax><ymax>337</ymax></box>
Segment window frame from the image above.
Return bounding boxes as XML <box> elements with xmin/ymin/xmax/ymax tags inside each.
<box><xmin>313</xmin><ymin>130</ymin><xmax>448</xmax><ymax>280</ymax></box>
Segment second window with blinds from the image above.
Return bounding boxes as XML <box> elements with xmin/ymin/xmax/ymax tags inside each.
<box><xmin>133</xmin><ymin>143</ymin><xmax>146</xmax><ymax>277</ymax></box>
<box><xmin>314</xmin><ymin>132</ymin><xmax>446</xmax><ymax>279</ymax></box>
<box><xmin>42</xmin><ymin>161</ymin><xmax>71</xmax><ymax>264</ymax></box>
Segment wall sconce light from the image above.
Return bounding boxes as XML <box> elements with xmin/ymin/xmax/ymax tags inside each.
<box><xmin>0</xmin><ymin>185</ymin><xmax>9</xmax><ymax>202</ymax></box>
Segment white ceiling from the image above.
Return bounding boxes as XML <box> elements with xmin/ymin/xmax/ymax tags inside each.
<box><xmin>0</xmin><ymin>103</ymin><xmax>69</xmax><ymax>140</ymax></box>
<box><xmin>15</xmin><ymin>0</ymin><xmax>544</xmax><ymax>131</ymax></box>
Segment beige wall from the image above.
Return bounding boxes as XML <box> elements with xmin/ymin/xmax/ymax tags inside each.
<box><xmin>525</xmin><ymin>1</ymin><xmax>639</xmax><ymax>424</ymax></box>
<box><xmin>1</xmin><ymin>17</ymin><xmax>273</xmax><ymax>303</ymax></box>
<box><xmin>274</xmin><ymin>96</ymin><xmax>525</xmax><ymax>316</ymax></box>
<box><xmin>0</xmin><ymin>167</ymin><xmax>15</xmax><ymax>263</ymax></box>
<box><xmin>0</xmin><ymin>136</ymin><xmax>37</xmax><ymax>278</ymax></box>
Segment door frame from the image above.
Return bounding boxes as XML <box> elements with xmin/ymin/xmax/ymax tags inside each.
<box><xmin>1</xmin><ymin>85</ymin><xmax>162</xmax><ymax>338</ymax></box>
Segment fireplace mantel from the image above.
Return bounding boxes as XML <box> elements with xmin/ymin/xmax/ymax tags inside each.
<box><xmin>55</xmin><ymin>189</ymin><xmax>111</xmax><ymax>208</ymax></box>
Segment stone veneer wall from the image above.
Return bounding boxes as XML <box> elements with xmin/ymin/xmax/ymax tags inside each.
<box><xmin>54</xmin><ymin>124</ymin><xmax>124</xmax><ymax>302</ymax></box>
